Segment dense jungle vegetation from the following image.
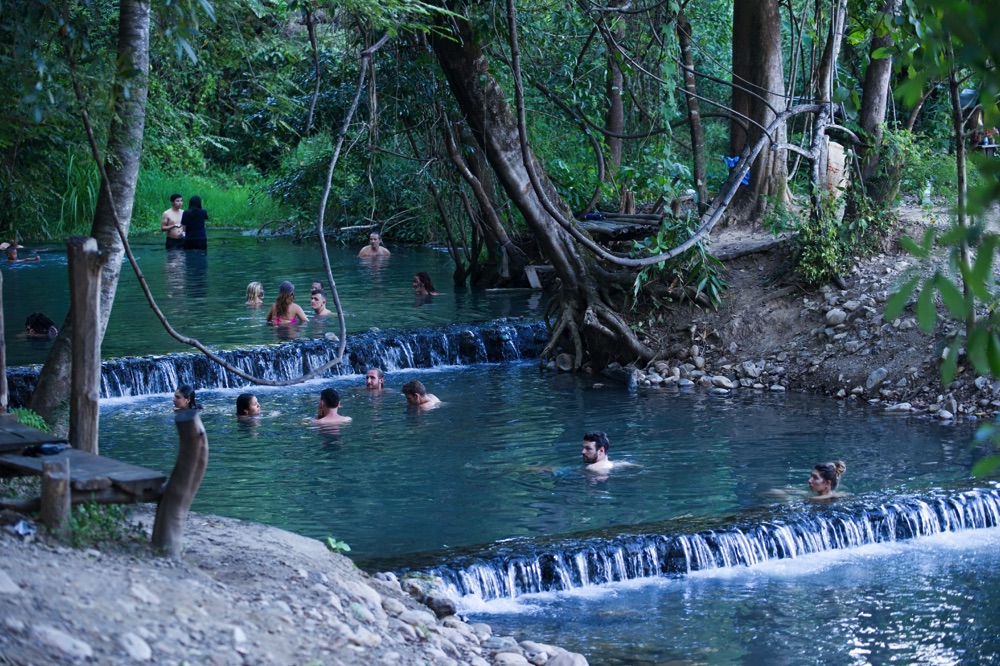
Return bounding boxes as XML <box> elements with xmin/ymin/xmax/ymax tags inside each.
<box><xmin>3</xmin><ymin>0</ymin><xmax>1000</xmax><ymax>424</ymax></box>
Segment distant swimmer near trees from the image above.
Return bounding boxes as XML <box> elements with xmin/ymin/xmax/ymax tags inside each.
<box><xmin>160</xmin><ymin>193</ymin><xmax>185</xmax><ymax>250</ymax></box>
<box><xmin>809</xmin><ymin>461</ymin><xmax>846</xmax><ymax>499</ymax></box>
<box><xmin>181</xmin><ymin>195</ymin><xmax>208</xmax><ymax>250</ymax></box>
<box><xmin>358</xmin><ymin>231</ymin><xmax>390</xmax><ymax>258</ymax></box>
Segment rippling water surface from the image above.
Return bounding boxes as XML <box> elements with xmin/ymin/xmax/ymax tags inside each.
<box><xmin>2</xmin><ymin>232</ymin><xmax>543</xmax><ymax>365</ymax></box>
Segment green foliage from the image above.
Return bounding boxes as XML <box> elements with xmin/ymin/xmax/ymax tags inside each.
<box><xmin>631</xmin><ymin>215</ymin><xmax>728</xmax><ymax>310</ymax></box>
<box><xmin>11</xmin><ymin>408</ymin><xmax>49</xmax><ymax>432</ymax></box>
<box><xmin>66</xmin><ymin>502</ymin><xmax>144</xmax><ymax>548</ymax></box>
<box><xmin>325</xmin><ymin>536</ymin><xmax>351</xmax><ymax>554</ymax></box>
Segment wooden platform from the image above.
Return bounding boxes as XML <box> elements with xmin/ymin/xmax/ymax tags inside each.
<box><xmin>0</xmin><ymin>448</ymin><xmax>165</xmax><ymax>507</ymax></box>
<box><xmin>0</xmin><ymin>414</ymin><xmax>68</xmax><ymax>454</ymax></box>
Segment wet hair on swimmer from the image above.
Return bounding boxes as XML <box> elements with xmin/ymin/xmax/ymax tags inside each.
<box><xmin>584</xmin><ymin>431</ymin><xmax>610</xmax><ymax>453</ymax></box>
<box><xmin>320</xmin><ymin>388</ymin><xmax>341</xmax><ymax>409</ymax></box>
<box><xmin>236</xmin><ymin>393</ymin><xmax>256</xmax><ymax>415</ymax></box>
<box><xmin>25</xmin><ymin>312</ymin><xmax>57</xmax><ymax>335</ymax></box>
<box><xmin>176</xmin><ymin>384</ymin><xmax>202</xmax><ymax>410</ymax></box>
<box><xmin>401</xmin><ymin>380</ymin><xmax>427</xmax><ymax>397</ymax></box>
<box><xmin>813</xmin><ymin>461</ymin><xmax>846</xmax><ymax>490</ymax></box>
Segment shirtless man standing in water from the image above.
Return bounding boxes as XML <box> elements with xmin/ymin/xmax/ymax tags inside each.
<box><xmin>160</xmin><ymin>193</ymin><xmax>185</xmax><ymax>250</ymax></box>
<box><xmin>358</xmin><ymin>232</ymin><xmax>390</xmax><ymax>258</ymax></box>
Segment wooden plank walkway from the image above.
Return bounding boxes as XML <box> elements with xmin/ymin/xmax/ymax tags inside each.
<box><xmin>0</xmin><ymin>414</ymin><xmax>68</xmax><ymax>454</ymax></box>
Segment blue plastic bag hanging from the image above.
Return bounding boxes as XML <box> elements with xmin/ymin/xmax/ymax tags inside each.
<box><xmin>723</xmin><ymin>155</ymin><xmax>751</xmax><ymax>186</ymax></box>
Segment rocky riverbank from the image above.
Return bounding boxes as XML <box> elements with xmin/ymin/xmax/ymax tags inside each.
<box><xmin>0</xmin><ymin>507</ymin><xmax>587</xmax><ymax>665</ymax></box>
<box><xmin>603</xmin><ymin>204</ymin><xmax>1000</xmax><ymax>424</ymax></box>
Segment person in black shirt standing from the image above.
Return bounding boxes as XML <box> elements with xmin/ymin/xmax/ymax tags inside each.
<box><xmin>181</xmin><ymin>195</ymin><xmax>208</xmax><ymax>250</ymax></box>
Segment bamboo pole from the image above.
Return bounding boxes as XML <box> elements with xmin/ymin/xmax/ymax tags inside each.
<box><xmin>67</xmin><ymin>237</ymin><xmax>103</xmax><ymax>454</ymax></box>
<box><xmin>152</xmin><ymin>409</ymin><xmax>208</xmax><ymax>557</ymax></box>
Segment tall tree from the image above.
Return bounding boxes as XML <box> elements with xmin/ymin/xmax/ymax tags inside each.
<box><xmin>729</xmin><ymin>0</ymin><xmax>789</xmax><ymax>221</ymax></box>
<box><xmin>31</xmin><ymin>0</ymin><xmax>151</xmax><ymax>427</ymax></box>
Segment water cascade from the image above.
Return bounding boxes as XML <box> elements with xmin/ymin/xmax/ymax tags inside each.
<box><xmin>7</xmin><ymin>319</ymin><xmax>547</xmax><ymax>407</ymax></box>
<box><xmin>377</xmin><ymin>486</ymin><xmax>1000</xmax><ymax>601</ymax></box>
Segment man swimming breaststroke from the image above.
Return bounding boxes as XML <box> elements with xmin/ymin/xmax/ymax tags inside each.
<box><xmin>312</xmin><ymin>388</ymin><xmax>352</xmax><ymax>425</ymax></box>
<box><xmin>581</xmin><ymin>431</ymin><xmax>614</xmax><ymax>474</ymax></box>
<box><xmin>402</xmin><ymin>380</ymin><xmax>440</xmax><ymax>409</ymax></box>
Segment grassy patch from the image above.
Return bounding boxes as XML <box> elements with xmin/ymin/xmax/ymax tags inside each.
<box><xmin>133</xmin><ymin>168</ymin><xmax>289</xmax><ymax>233</ymax></box>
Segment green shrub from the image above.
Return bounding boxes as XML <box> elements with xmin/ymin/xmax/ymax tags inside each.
<box><xmin>66</xmin><ymin>502</ymin><xmax>144</xmax><ymax>548</ymax></box>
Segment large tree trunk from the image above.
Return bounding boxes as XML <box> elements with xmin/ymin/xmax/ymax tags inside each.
<box><xmin>604</xmin><ymin>22</ymin><xmax>625</xmax><ymax>172</ymax></box>
<box><xmin>677</xmin><ymin>13</ymin><xmax>708</xmax><ymax>214</ymax></box>
<box><xmin>31</xmin><ymin>0</ymin><xmax>150</xmax><ymax>429</ymax></box>
<box><xmin>845</xmin><ymin>1</ymin><xmax>897</xmax><ymax>219</ymax></box>
<box><xmin>729</xmin><ymin>0</ymin><xmax>789</xmax><ymax>222</ymax></box>
<box><xmin>429</xmin><ymin>13</ymin><xmax>652</xmax><ymax>368</ymax></box>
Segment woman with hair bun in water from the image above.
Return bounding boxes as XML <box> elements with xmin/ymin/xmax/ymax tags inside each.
<box><xmin>808</xmin><ymin>461</ymin><xmax>846</xmax><ymax>499</ymax></box>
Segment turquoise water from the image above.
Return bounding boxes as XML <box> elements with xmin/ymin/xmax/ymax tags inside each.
<box><xmin>1</xmin><ymin>232</ymin><xmax>543</xmax><ymax>366</ymax></box>
<box><xmin>97</xmin><ymin>362</ymin><xmax>983</xmax><ymax>559</ymax></box>
<box><xmin>93</xmin><ymin>359</ymin><xmax>997</xmax><ymax>665</ymax></box>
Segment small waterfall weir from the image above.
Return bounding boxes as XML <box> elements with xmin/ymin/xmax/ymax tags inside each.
<box><xmin>6</xmin><ymin>319</ymin><xmax>547</xmax><ymax>406</ymax></box>
<box><xmin>371</xmin><ymin>486</ymin><xmax>1000</xmax><ymax>602</ymax></box>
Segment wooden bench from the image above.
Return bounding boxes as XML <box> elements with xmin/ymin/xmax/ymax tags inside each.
<box><xmin>0</xmin><ymin>411</ymin><xmax>208</xmax><ymax>556</ymax></box>
<box><xmin>0</xmin><ymin>449</ymin><xmax>165</xmax><ymax>510</ymax></box>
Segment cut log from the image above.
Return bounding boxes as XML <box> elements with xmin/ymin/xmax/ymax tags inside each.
<box><xmin>41</xmin><ymin>458</ymin><xmax>70</xmax><ymax>537</ymax></box>
<box><xmin>152</xmin><ymin>410</ymin><xmax>208</xmax><ymax>557</ymax></box>
<box><xmin>68</xmin><ymin>237</ymin><xmax>104</xmax><ymax>454</ymax></box>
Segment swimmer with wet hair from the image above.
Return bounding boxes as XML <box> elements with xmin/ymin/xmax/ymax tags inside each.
<box><xmin>401</xmin><ymin>380</ymin><xmax>440</xmax><ymax>408</ymax></box>
<box><xmin>236</xmin><ymin>393</ymin><xmax>261</xmax><ymax>417</ymax></box>
<box><xmin>25</xmin><ymin>312</ymin><xmax>58</xmax><ymax>337</ymax></box>
<box><xmin>808</xmin><ymin>461</ymin><xmax>846</xmax><ymax>498</ymax></box>
<box><xmin>312</xmin><ymin>388</ymin><xmax>352</xmax><ymax>425</ymax></box>
<box><xmin>246</xmin><ymin>282</ymin><xmax>264</xmax><ymax>307</ymax></box>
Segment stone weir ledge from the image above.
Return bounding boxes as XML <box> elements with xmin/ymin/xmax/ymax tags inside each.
<box><xmin>5</xmin><ymin>319</ymin><xmax>549</xmax><ymax>408</ymax></box>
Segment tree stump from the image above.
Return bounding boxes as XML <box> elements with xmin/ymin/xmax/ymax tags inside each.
<box><xmin>41</xmin><ymin>458</ymin><xmax>71</xmax><ymax>537</ymax></box>
<box><xmin>152</xmin><ymin>410</ymin><xmax>208</xmax><ymax>557</ymax></box>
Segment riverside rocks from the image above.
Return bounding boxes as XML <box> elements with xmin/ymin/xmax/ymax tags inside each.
<box><xmin>571</xmin><ymin>214</ymin><xmax>1000</xmax><ymax>423</ymax></box>
<box><xmin>0</xmin><ymin>508</ymin><xmax>589</xmax><ymax>665</ymax></box>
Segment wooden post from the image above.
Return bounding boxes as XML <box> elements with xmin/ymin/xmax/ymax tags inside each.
<box><xmin>152</xmin><ymin>410</ymin><xmax>208</xmax><ymax>557</ymax></box>
<box><xmin>41</xmin><ymin>458</ymin><xmax>71</xmax><ymax>537</ymax></box>
<box><xmin>0</xmin><ymin>269</ymin><xmax>7</xmax><ymax>414</ymax></box>
<box><xmin>67</xmin><ymin>237</ymin><xmax>103</xmax><ymax>454</ymax></box>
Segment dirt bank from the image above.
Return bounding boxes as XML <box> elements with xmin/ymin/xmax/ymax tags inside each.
<box><xmin>0</xmin><ymin>506</ymin><xmax>587</xmax><ymax>665</ymax></box>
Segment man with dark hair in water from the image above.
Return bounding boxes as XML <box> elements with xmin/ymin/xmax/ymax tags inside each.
<box><xmin>160</xmin><ymin>193</ymin><xmax>185</xmax><ymax>250</ymax></box>
<box><xmin>25</xmin><ymin>313</ymin><xmax>58</xmax><ymax>337</ymax></box>
<box><xmin>581</xmin><ymin>431</ymin><xmax>613</xmax><ymax>474</ymax></box>
<box><xmin>401</xmin><ymin>380</ymin><xmax>440</xmax><ymax>409</ymax></box>
<box><xmin>312</xmin><ymin>388</ymin><xmax>352</xmax><ymax>425</ymax></box>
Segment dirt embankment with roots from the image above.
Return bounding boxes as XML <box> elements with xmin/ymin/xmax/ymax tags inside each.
<box><xmin>627</xmin><ymin>200</ymin><xmax>1000</xmax><ymax>423</ymax></box>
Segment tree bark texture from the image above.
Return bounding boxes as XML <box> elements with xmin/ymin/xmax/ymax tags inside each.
<box><xmin>68</xmin><ymin>237</ymin><xmax>104</xmax><ymax>454</ymax></box>
<box><xmin>41</xmin><ymin>458</ymin><xmax>71</xmax><ymax>537</ymax></box>
<box><xmin>31</xmin><ymin>0</ymin><xmax>151</xmax><ymax>429</ymax></box>
<box><xmin>730</xmin><ymin>0</ymin><xmax>789</xmax><ymax>219</ymax></box>
<box><xmin>429</xmin><ymin>14</ymin><xmax>652</xmax><ymax>368</ymax></box>
<box><xmin>677</xmin><ymin>13</ymin><xmax>708</xmax><ymax>213</ymax></box>
<box><xmin>152</xmin><ymin>410</ymin><xmax>208</xmax><ymax>557</ymax></box>
<box><xmin>604</xmin><ymin>22</ymin><xmax>625</xmax><ymax>172</ymax></box>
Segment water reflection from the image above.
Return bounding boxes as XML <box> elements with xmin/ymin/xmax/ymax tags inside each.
<box><xmin>7</xmin><ymin>235</ymin><xmax>545</xmax><ymax>365</ymax></box>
